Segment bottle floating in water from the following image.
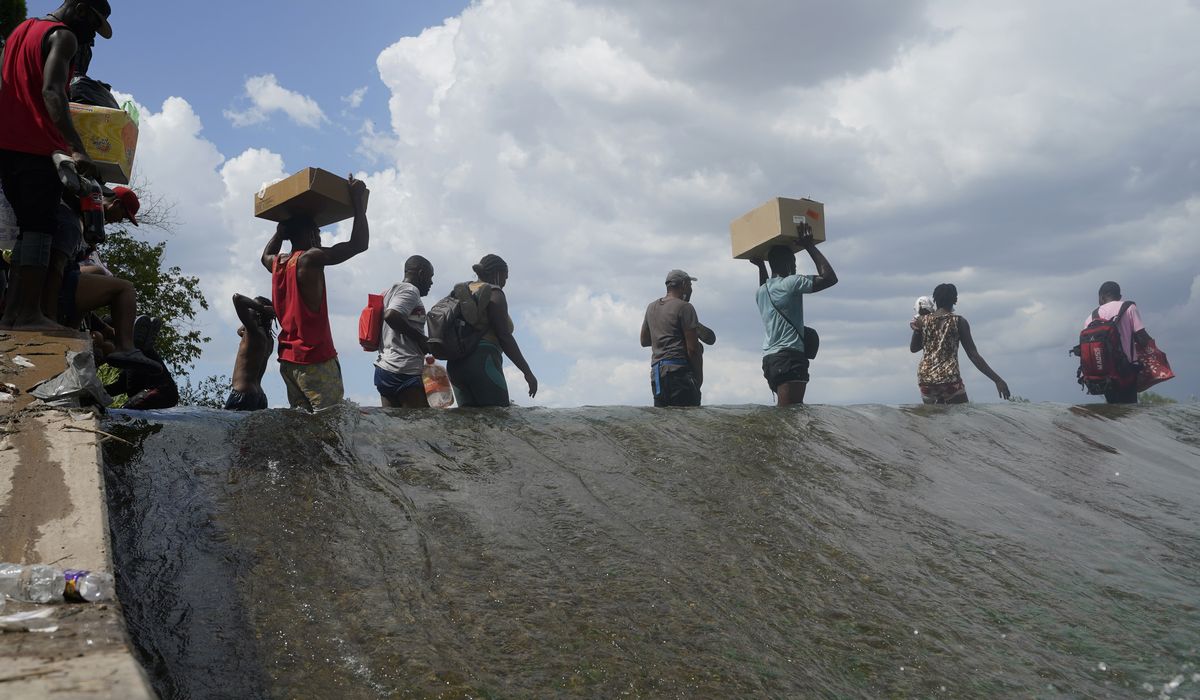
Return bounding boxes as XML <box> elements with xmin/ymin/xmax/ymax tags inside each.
<box><xmin>423</xmin><ymin>356</ymin><xmax>454</xmax><ymax>408</ymax></box>
<box><xmin>64</xmin><ymin>569</ymin><xmax>115</xmax><ymax>602</ymax></box>
<box><xmin>0</xmin><ymin>563</ymin><xmax>66</xmax><ymax>603</ymax></box>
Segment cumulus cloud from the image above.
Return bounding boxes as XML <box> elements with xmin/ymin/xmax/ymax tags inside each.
<box><xmin>224</xmin><ymin>74</ymin><xmax>327</xmax><ymax>128</ymax></box>
<box><xmin>126</xmin><ymin>0</ymin><xmax>1200</xmax><ymax>408</ymax></box>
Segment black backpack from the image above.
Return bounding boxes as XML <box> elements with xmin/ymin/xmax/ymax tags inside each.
<box><xmin>426</xmin><ymin>282</ymin><xmax>493</xmax><ymax>361</ymax></box>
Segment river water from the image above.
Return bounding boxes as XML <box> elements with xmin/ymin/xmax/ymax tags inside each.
<box><xmin>102</xmin><ymin>403</ymin><xmax>1200</xmax><ymax>698</ymax></box>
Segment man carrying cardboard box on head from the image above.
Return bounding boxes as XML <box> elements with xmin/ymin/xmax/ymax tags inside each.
<box><xmin>259</xmin><ymin>173</ymin><xmax>370</xmax><ymax>411</ymax></box>
<box><xmin>0</xmin><ymin>0</ymin><xmax>111</xmax><ymax>330</ymax></box>
<box><xmin>749</xmin><ymin>224</ymin><xmax>838</xmax><ymax>406</ymax></box>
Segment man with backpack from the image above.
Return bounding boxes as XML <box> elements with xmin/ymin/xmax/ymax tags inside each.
<box><xmin>374</xmin><ymin>255</ymin><xmax>434</xmax><ymax>408</ymax></box>
<box><xmin>260</xmin><ymin>174</ymin><xmax>369</xmax><ymax>411</ymax></box>
<box><xmin>1077</xmin><ymin>281</ymin><xmax>1154</xmax><ymax>404</ymax></box>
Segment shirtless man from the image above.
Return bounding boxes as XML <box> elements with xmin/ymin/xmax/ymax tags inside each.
<box><xmin>224</xmin><ymin>294</ymin><xmax>274</xmax><ymax>411</ymax></box>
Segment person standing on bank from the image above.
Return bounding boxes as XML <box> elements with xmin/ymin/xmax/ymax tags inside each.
<box><xmin>0</xmin><ymin>0</ymin><xmax>110</xmax><ymax>330</ymax></box>
<box><xmin>750</xmin><ymin>225</ymin><xmax>838</xmax><ymax>406</ymax></box>
<box><xmin>375</xmin><ymin>255</ymin><xmax>434</xmax><ymax>408</ymax></box>
<box><xmin>909</xmin><ymin>283</ymin><xmax>1010</xmax><ymax>404</ymax></box>
<box><xmin>446</xmin><ymin>254</ymin><xmax>537</xmax><ymax>406</ymax></box>
<box><xmin>640</xmin><ymin>269</ymin><xmax>708</xmax><ymax>407</ymax></box>
<box><xmin>260</xmin><ymin>174</ymin><xmax>369</xmax><ymax>411</ymax></box>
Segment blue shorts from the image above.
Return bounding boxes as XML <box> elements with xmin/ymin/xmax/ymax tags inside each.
<box><xmin>374</xmin><ymin>365</ymin><xmax>422</xmax><ymax>400</ymax></box>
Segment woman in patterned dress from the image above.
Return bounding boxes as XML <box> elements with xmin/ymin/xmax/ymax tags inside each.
<box><xmin>909</xmin><ymin>283</ymin><xmax>1011</xmax><ymax>404</ymax></box>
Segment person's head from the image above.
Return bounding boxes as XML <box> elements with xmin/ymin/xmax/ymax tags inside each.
<box><xmin>103</xmin><ymin>186</ymin><xmax>139</xmax><ymax>226</ymax></box>
<box><xmin>253</xmin><ymin>296</ymin><xmax>275</xmax><ymax>335</ymax></box>
<box><xmin>767</xmin><ymin>245</ymin><xmax>797</xmax><ymax>278</ymax></box>
<box><xmin>932</xmin><ymin>283</ymin><xmax>958</xmax><ymax>311</ymax></box>
<box><xmin>56</xmin><ymin>0</ymin><xmax>112</xmax><ymax>42</ymax></box>
<box><xmin>664</xmin><ymin>269</ymin><xmax>697</xmax><ymax>301</ymax></box>
<box><xmin>280</xmin><ymin>215</ymin><xmax>320</xmax><ymax>250</ymax></box>
<box><xmin>1098</xmin><ymin>281</ymin><xmax>1122</xmax><ymax>304</ymax></box>
<box><xmin>404</xmin><ymin>255</ymin><xmax>435</xmax><ymax>296</ymax></box>
<box><xmin>473</xmin><ymin>254</ymin><xmax>508</xmax><ymax>288</ymax></box>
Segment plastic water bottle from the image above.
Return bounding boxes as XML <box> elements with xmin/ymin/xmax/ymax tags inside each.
<box><xmin>423</xmin><ymin>356</ymin><xmax>454</xmax><ymax>408</ymax></box>
<box><xmin>64</xmin><ymin>569</ymin><xmax>115</xmax><ymax>602</ymax></box>
<box><xmin>0</xmin><ymin>563</ymin><xmax>65</xmax><ymax>603</ymax></box>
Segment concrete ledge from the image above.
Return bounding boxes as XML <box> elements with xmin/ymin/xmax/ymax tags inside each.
<box><xmin>0</xmin><ymin>331</ymin><xmax>155</xmax><ymax>699</ymax></box>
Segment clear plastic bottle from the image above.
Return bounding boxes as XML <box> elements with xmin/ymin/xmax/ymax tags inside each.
<box><xmin>0</xmin><ymin>563</ymin><xmax>65</xmax><ymax>603</ymax></box>
<box><xmin>64</xmin><ymin>569</ymin><xmax>115</xmax><ymax>602</ymax></box>
<box><xmin>422</xmin><ymin>356</ymin><xmax>454</xmax><ymax>408</ymax></box>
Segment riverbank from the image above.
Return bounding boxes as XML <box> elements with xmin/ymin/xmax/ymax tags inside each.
<box><xmin>0</xmin><ymin>330</ymin><xmax>153</xmax><ymax>698</ymax></box>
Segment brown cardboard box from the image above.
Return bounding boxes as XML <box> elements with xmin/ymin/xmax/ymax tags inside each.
<box><xmin>730</xmin><ymin>197</ymin><xmax>826</xmax><ymax>260</ymax></box>
<box><xmin>253</xmin><ymin>167</ymin><xmax>366</xmax><ymax>228</ymax></box>
<box><xmin>69</xmin><ymin>103</ymin><xmax>138</xmax><ymax>185</ymax></box>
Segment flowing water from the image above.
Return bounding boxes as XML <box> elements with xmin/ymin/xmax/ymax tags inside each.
<box><xmin>102</xmin><ymin>403</ymin><xmax>1200</xmax><ymax>699</ymax></box>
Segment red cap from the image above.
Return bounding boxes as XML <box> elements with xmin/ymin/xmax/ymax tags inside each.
<box><xmin>111</xmin><ymin>186</ymin><xmax>139</xmax><ymax>226</ymax></box>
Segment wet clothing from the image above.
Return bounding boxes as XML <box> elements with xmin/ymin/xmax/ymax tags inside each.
<box><xmin>373</xmin><ymin>365</ymin><xmax>423</xmax><ymax>401</ymax></box>
<box><xmin>271</xmin><ymin>251</ymin><xmax>337</xmax><ymax>365</ymax></box>
<box><xmin>756</xmin><ymin>274</ymin><xmax>815</xmax><ymax>356</ymax></box>
<box><xmin>375</xmin><ymin>281</ymin><xmax>426</xmax><ymax>376</ymax></box>
<box><xmin>651</xmin><ymin>364</ymin><xmax>701</xmax><ymax>407</ymax></box>
<box><xmin>762</xmin><ymin>348</ymin><xmax>810</xmax><ymax>392</ymax></box>
<box><xmin>447</xmin><ymin>339</ymin><xmax>509</xmax><ymax>407</ymax></box>
<box><xmin>0</xmin><ymin>18</ymin><xmax>74</xmax><ymax>156</ymax></box>
<box><xmin>920</xmin><ymin>379</ymin><xmax>968</xmax><ymax>405</ymax></box>
<box><xmin>224</xmin><ymin>388</ymin><xmax>268</xmax><ymax>412</ymax></box>
<box><xmin>917</xmin><ymin>313</ymin><xmax>963</xmax><ymax>386</ymax></box>
<box><xmin>279</xmin><ymin>356</ymin><xmax>343</xmax><ymax>412</ymax></box>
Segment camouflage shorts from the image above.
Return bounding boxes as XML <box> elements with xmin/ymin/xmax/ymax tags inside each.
<box><xmin>279</xmin><ymin>357</ymin><xmax>344</xmax><ymax>412</ymax></box>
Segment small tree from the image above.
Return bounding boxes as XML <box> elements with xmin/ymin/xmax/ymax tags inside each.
<box><xmin>0</xmin><ymin>0</ymin><xmax>26</xmax><ymax>41</ymax></box>
<box><xmin>99</xmin><ymin>228</ymin><xmax>210</xmax><ymax>376</ymax></box>
<box><xmin>179</xmin><ymin>374</ymin><xmax>231</xmax><ymax>409</ymax></box>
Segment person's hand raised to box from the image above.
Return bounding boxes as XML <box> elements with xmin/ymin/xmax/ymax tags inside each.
<box><xmin>348</xmin><ymin>174</ymin><xmax>369</xmax><ymax>212</ymax></box>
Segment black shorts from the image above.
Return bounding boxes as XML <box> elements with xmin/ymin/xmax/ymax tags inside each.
<box><xmin>652</xmin><ymin>366</ymin><xmax>701</xmax><ymax>407</ymax></box>
<box><xmin>762</xmin><ymin>348</ymin><xmax>810</xmax><ymax>392</ymax></box>
<box><xmin>0</xmin><ymin>149</ymin><xmax>63</xmax><ymax>239</ymax></box>
<box><xmin>224</xmin><ymin>388</ymin><xmax>268</xmax><ymax>411</ymax></box>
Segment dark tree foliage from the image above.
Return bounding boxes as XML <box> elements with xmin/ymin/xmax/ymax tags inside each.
<box><xmin>0</xmin><ymin>0</ymin><xmax>26</xmax><ymax>41</ymax></box>
<box><xmin>178</xmin><ymin>374</ymin><xmax>230</xmax><ymax>409</ymax></box>
<box><xmin>98</xmin><ymin>228</ymin><xmax>210</xmax><ymax>376</ymax></box>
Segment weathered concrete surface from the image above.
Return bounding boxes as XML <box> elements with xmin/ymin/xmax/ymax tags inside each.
<box><xmin>0</xmin><ymin>330</ymin><xmax>155</xmax><ymax>699</ymax></box>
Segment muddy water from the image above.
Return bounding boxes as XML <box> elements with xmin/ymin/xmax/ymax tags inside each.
<box><xmin>103</xmin><ymin>403</ymin><xmax>1200</xmax><ymax>698</ymax></box>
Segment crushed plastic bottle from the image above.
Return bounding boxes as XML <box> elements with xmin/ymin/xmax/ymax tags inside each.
<box><xmin>64</xmin><ymin>569</ymin><xmax>115</xmax><ymax>602</ymax></box>
<box><xmin>0</xmin><ymin>563</ymin><xmax>65</xmax><ymax>603</ymax></box>
<box><xmin>423</xmin><ymin>356</ymin><xmax>454</xmax><ymax>408</ymax></box>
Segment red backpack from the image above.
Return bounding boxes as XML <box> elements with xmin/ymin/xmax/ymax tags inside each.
<box><xmin>358</xmin><ymin>292</ymin><xmax>385</xmax><ymax>352</ymax></box>
<box><xmin>1075</xmin><ymin>301</ymin><xmax>1134</xmax><ymax>395</ymax></box>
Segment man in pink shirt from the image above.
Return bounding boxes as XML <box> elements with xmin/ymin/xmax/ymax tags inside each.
<box><xmin>1082</xmin><ymin>281</ymin><xmax>1154</xmax><ymax>404</ymax></box>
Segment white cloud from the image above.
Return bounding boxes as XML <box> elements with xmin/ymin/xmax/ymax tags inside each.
<box><xmin>342</xmin><ymin>86</ymin><xmax>368</xmax><ymax>111</ymax></box>
<box><xmin>224</xmin><ymin>74</ymin><xmax>327</xmax><ymax>128</ymax></box>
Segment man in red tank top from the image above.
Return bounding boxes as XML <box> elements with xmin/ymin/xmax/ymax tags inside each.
<box><xmin>0</xmin><ymin>1</ymin><xmax>112</xmax><ymax>330</ymax></box>
<box><xmin>260</xmin><ymin>174</ymin><xmax>370</xmax><ymax>411</ymax></box>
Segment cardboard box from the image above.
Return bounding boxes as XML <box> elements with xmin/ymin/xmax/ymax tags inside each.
<box><xmin>69</xmin><ymin>103</ymin><xmax>138</xmax><ymax>185</ymax></box>
<box><xmin>730</xmin><ymin>197</ymin><xmax>826</xmax><ymax>260</ymax></box>
<box><xmin>253</xmin><ymin>167</ymin><xmax>365</xmax><ymax>228</ymax></box>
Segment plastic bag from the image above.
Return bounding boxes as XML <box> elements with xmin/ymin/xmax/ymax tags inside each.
<box><xmin>1136</xmin><ymin>341</ymin><xmax>1175</xmax><ymax>392</ymax></box>
<box><xmin>70</xmin><ymin>75</ymin><xmax>120</xmax><ymax>109</ymax></box>
<box><xmin>30</xmin><ymin>350</ymin><xmax>113</xmax><ymax>408</ymax></box>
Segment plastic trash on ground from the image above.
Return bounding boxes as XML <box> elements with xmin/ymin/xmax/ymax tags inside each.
<box><xmin>30</xmin><ymin>350</ymin><xmax>113</xmax><ymax>408</ymax></box>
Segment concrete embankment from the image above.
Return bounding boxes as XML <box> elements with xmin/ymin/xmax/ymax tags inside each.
<box><xmin>0</xmin><ymin>330</ymin><xmax>153</xmax><ymax>699</ymax></box>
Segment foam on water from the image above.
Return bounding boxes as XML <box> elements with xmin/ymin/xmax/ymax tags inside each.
<box><xmin>103</xmin><ymin>402</ymin><xmax>1200</xmax><ymax>698</ymax></box>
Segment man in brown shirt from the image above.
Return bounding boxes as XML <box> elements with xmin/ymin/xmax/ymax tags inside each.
<box><xmin>639</xmin><ymin>269</ymin><xmax>712</xmax><ymax>407</ymax></box>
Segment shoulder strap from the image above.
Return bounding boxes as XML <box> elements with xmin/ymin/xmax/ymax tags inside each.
<box><xmin>1091</xmin><ymin>307</ymin><xmax>1100</xmax><ymax>321</ymax></box>
<box><xmin>765</xmin><ymin>280</ymin><xmax>803</xmax><ymax>337</ymax></box>
<box><xmin>1113</xmin><ymin>300</ymin><xmax>1133</xmax><ymax>324</ymax></box>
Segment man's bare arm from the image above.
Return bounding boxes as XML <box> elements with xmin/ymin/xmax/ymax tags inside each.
<box><xmin>304</xmin><ymin>176</ymin><xmax>370</xmax><ymax>267</ymax></box>
<box><xmin>750</xmin><ymin>257</ymin><xmax>767</xmax><ymax>286</ymax></box>
<box><xmin>42</xmin><ymin>30</ymin><xmax>93</xmax><ymax>175</ymax></box>
<box><xmin>384</xmin><ymin>308</ymin><xmax>430</xmax><ymax>355</ymax></box>
<box><xmin>684</xmin><ymin>326</ymin><xmax>703</xmax><ymax>386</ymax></box>
<box><xmin>696</xmin><ymin>322</ymin><xmax>716</xmax><ymax>345</ymax></box>
<box><xmin>802</xmin><ymin>226</ymin><xmax>838</xmax><ymax>292</ymax></box>
<box><xmin>639</xmin><ymin>317</ymin><xmax>651</xmax><ymax>348</ymax></box>
<box><xmin>261</xmin><ymin>225</ymin><xmax>284</xmax><ymax>272</ymax></box>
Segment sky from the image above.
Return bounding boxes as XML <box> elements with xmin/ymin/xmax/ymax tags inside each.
<box><xmin>36</xmin><ymin>0</ymin><xmax>1200</xmax><ymax>407</ymax></box>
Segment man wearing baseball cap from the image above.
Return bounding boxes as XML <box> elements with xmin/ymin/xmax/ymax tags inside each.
<box><xmin>639</xmin><ymin>269</ymin><xmax>710</xmax><ymax>407</ymax></box>
<box><xmin>0</xmin><ymin>0</ymin><xmax>113</xmax><ymax>330</ymax></box>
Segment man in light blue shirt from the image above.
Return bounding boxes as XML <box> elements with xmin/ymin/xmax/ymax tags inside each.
<box><xmin>750</xmin><ymin>224</ymin><xmax>838</xmax><ymax>406</ymax></box>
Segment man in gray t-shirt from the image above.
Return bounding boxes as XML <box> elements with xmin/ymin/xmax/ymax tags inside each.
<box><xmin>640</xmin><ymin>269</ymin><xmax>712</xmax><ymax>407</ymax></box>
<box><xmin>374</xmin><ymin>255</ymin><xmax>434</xmax><ymax>407</ymax></box>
